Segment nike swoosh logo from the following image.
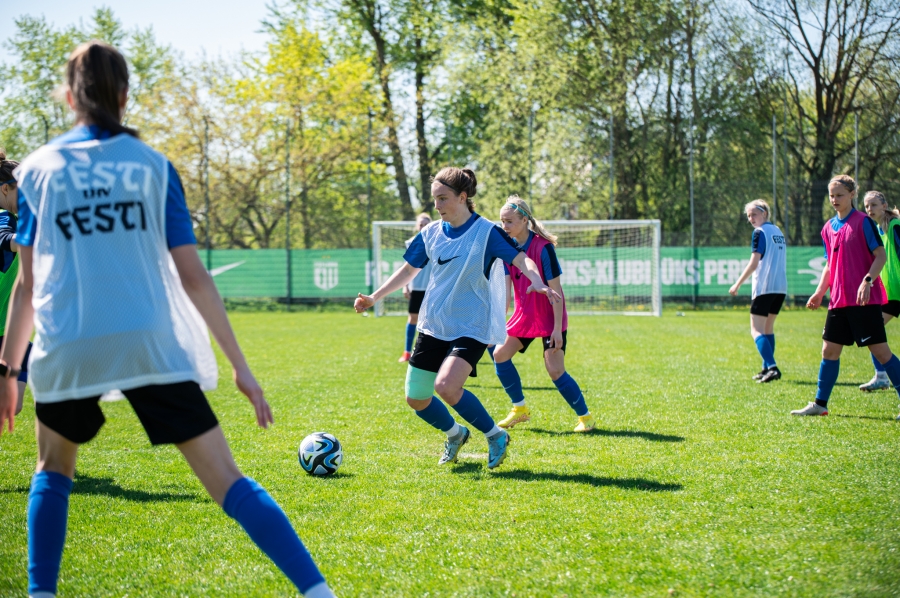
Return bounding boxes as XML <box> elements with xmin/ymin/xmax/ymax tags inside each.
<box><xmin>209</xmin><ymin>261</ymin><xmax>246</xmax><ymax>277</ymax></box>
<box><xmin>861</xmin><ymin>336</ymin><xmax>872</xmax><ymax>342</ymax></box>
<box><xmin>437</xmin><ymin>255</ymin><xmax>460</xmax><ymax>265</ymax></box>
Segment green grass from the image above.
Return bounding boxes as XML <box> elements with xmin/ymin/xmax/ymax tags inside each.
<box><xmin>2</xmin><ymin>309</ymin><xmax>900</xmax><ymax>597</ymax></box>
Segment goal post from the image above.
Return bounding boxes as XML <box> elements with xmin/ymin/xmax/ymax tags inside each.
<box><xmin>372</xmin><ymin>219</ymin><xmax>662</xmax><ymax>317</ymax></box>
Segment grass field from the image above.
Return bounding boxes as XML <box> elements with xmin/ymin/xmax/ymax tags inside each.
<box><xmin>2</xmin><ymin>309</ymin><xmax>900</xmax><ymax>597</ymax></box>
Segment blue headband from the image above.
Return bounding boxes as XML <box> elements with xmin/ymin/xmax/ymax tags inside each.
<box><xmin>0</xmin><ymin>180</ymin><xmax>14</xmax><ymax>187</ymax></box>
<box><xmin>505</xmin><ymin>203</ymin><xmax>531</xmax><ymax>219</ymax></box>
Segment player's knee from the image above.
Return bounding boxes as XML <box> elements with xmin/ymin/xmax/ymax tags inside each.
<box><xmin>406</xmin><ymin>397</ymin><xmax>431</xmax><ymax>410</ymax></box>
<box><xmin>433</xmin><ymin>380</ymin><xmax>462</xmax><ymax>404</ymax></box>
<box><xmin>546</xmin><ymin>364</ymin><xmax>565</xmax><ymax>380</ymax></box>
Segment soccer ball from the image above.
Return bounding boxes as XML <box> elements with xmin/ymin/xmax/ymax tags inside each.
<box><xmin>298</xmin><ymin>432</ymin><xmax>343</xmax><ymax>476</ymax></box>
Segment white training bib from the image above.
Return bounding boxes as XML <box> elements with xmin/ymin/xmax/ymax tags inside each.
<box><xmin>752</xmin><ymin>222</ymin><xmax>788</xmax><ymax>298</ymax></box>
<box><xmin>15</xmin><ymin>135</ymin><xmax>217</xmax><ymax>403</ymax></box>
<box><xmin>416</xmin><ymin>217</ymin><xmax>507</xmax><ymax>345</ymax></box>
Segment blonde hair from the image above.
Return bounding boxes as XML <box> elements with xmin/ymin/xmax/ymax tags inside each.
<box><xmin>864</xmin><ymin>190</ymin><xmax>900</xmax><ymax>232</ymax></box>
<box><xmin>744</xmin><ymin>199</ymin><xmax>770</xmax><ymax>219</ymax></box>
<box><xmin>414</xmin><ymin>213</ymin><xmax>432</xmax><ymax>232</ymax></box>
<box><xmin>503</xmin><ymin>195</ymin><xmax>558</xmax><ymax>245</ymax></box>
<box><xmin>830</xmin><ymin>174</ymin><xmax>858</xmax><ymax>194</ymax></box>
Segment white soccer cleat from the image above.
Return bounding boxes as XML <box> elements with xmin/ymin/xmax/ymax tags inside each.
<box><xmin>859</xmin><ymin>375</ymin><xmax>891</xmax><ymax>392</ymax></box>
<box><xmin>790</xmin><ymin>402</ymin><xmax>828</xmax><ymax>416</ymax></box>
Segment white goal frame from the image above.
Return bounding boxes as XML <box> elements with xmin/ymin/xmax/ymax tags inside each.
<box><xmin>372</xmin><ymin>219</ymin><xmax>662</xmax><ymax>317</ymax></box>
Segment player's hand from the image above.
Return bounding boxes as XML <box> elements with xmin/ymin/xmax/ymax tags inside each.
<box><xmin>806</xmin><ymin>293</ymin><xmax>823</xmax><ymax>310</ymax></box>
<box><xmin>355</xmin><ymin>293</ymin><xmax>375</xmax><ymax>313</ymax></box>
<box><xmin>0</xmin><ymin>375</ymin><xmax>16</xmax><ymax>436</ymax></box>
<box><xmin>403</xmin><ymin>287</ymin><xmax>411</xmax><ymax>300</ymax></box>
<box><xmin>548</xmin><ymin>329</ymin><xmax>564</xmax><ymax>354</ymax></box>
<box><xmin>527</xmin><ymin>283</ymin><xmax>562</xmax><ymax>304</ymax></box>
<box><xmin>233</xmin><ymin>366</ymin><xmax>273</xmax><ymax>429</ymax></box>
<box><xmin>858</xmin><ymin>281</ymin><xmax>872</xmax><ymax>306</ymax></box>
<box><xmin>728</xmin><ymin>283</ymin><xmax>739</xmax><ymax>296</ymax></box>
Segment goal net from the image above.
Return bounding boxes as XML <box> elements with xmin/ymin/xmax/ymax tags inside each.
<box><xmin>372</xmin><ymin>219</ymin><xmax>661</xmax><ymax>317</ymax></box>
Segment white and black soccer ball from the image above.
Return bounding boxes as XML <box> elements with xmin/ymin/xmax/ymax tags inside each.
<box><xmin>298</xmin><ymin>432</ymin><xmax>343</xmax><ymax>476</ymax></box>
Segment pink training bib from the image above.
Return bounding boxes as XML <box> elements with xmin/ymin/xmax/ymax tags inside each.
<box><xmin>822</xmin><ymin>210</ymin><xmax>887</xmax><ymax>309</ymax></box>
<box><xmin>506</xmin><ymin>233</ymin><xmax>567</xmax><ymax>338</ymax></box>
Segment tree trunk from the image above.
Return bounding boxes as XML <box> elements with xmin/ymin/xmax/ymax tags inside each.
<box><xmin>414</xmin><ymin>34</ymin><xmax>431</xmax><ymax>213</ymax></box>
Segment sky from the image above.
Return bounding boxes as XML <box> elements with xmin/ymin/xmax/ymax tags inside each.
<box><xmin>4</xmin><ymin>0</ymin><xmax>274</xmax><ymax>61</ymax></box>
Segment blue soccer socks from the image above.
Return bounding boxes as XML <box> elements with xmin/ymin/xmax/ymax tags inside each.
<box><xmin>487</xmin><ymin>345</ymin><xmax>495</xmax><ymax>360</ymax></box>
<box><xmin>815</xmin><ymin>359</ymin><xmax>840</xmax><ymax>407</ymax></box>
<box><xmin>414</xmin><ymin>396</ymin><xmax>456</xmax><ymax>433</ymax></box>
<box><xmin>872</xmin><ymin>352</ymin><xmax>887</xmax><ymax>373</ymax></box>
<box><xmin>765</xmin><ymin>333</ymin><xmax>775</xmax><ymax>353</ymax></box>
<box><xmin>495</xmin><ymin>359</ymin><xmax>526</xmax><ymax>405</ymax></box>
<box><xmin>405</xmin><ymin>324</ymin><xmax>416</xmax><ymax>353</ymax></box>
<box><xmin>28</xmin><ymin>471</ymin><xmax>73</xmax><ymax>596</ymax></box>
<box><xmin>553</xmin><ymin>372</ymin><xmax>589</xmax><ymax>416</ymax></box>
<box><xmin>451</xmin><ymin>389</ymin><xmax>496</xmax><ymax>435</ymax></box>
<box><xmin>754</xmin><ymin>335</ymin><xmax>776</xmax><ymax>370</ymax></box>
<box><xmin>223</xmin><ymin>477</ymin><xmax>327</xmax><ymax>594</ymax></box>
<box><xmin>880</xmin><ymin>354</ymin><xmax>900</xmax><ymax>393</ymax></box>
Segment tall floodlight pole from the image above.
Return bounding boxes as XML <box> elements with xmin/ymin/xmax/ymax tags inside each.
<box><xmin>689</xmin><ymin>113</ymin><xmax>696</xmax><ymax>309</ymax></box>
<box><xmin>367</xmin><ymin>110</ymin><xmax>373</xmax><ymax>294</ymax></box>
<box><xmin>285</xmin><ymin>119</ymin><xmax>292</xmax><ymax>310</ymax></box>
<box><xmin>528</xmin><ymin>109</ymin><xmax>534</xmax><ymax>199</ymax></box>
<box><xmin>204</xmin><ymin>116</ymin><xmax>211</xmax><ymax>272</ymax></box>
<box><xmin>609</xmin><ymin>108</ymin><xmax>614</xmax><ymax>218</ymax></box>
<box><xmin>772</xmin><ymin>115</ymin><xmax>777</xmax><ymax>224</ymax></box>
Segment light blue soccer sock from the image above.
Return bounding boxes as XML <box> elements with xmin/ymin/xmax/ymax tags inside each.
<box><xmin>494</xmin><ymin>360</ymin><xmax>525</xmax><ymax>405</ymax></box>
<box><xmin>451</xmin><ymin>389</ymin><xmax>499</xmax><ymax>436</ymax></box>
<box><xmin>553</xmin><ymin>372</ymin><xmax>589</xmax><ymax>416</ymax></box>
<box><xmin>405</xmin><ymin>324</ymin><xmax>416</xmax><ymax>353</ymax></box>
<box><xmin>872</xmin><ymin>352</ymin><xmax>887</xmax><ymax>373</ymax></box>
<box><xmin>880</xmin><ymin>355</ymin><xmax>900</xmax><ymax>392</ymax></box>
<box><xmin>414</xmin><ymin>396</ymin><xmax>457</xmax><ymax>434</ymax></box>
<box><xmin>27</xmin><ymin>471</ymin><xmax>72</xmax><ymax>596</ymax></box>
<box><xmin>754</xmin><ymin>335</ymin><xmax>776</xmax><ymax>369</ymax></box>
<box><xmin>223</xmin><ymin>477</ymin><xmax>327</xmax><ymax>594</ymax></box>
<box><xmin>815</xmin><ymin>359</ymin><xmax>840</xmax><ymax>407</ymax></box>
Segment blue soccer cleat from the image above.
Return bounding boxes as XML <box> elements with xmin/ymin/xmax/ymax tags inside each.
<box><xmin>487</xmin><ymin>431</ymin><xmax>511</xmax><ymax>469</ymax></box>
<box><xmin>439</xmin><ymin>426</ymin><xmax>470</xmax><ymax>465</ymax></box>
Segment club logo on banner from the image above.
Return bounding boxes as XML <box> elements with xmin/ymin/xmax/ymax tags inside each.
<box><xmin>314</xmin><ymin>261</ymin><xmax>340</xmax><ymax>291</ymax></box>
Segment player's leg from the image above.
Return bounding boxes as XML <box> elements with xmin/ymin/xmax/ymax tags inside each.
<box><xmin>14</xmin><ymin>341</ymin><xmax>31</xmax><ymax>415</ymax></box>
<box><xmin>867</xmin><ymin>341</ymin><xmax>900</xmax><ymax>420</ymax></box>
<box><xmin>750</xmin><ymin>312</ymin><xmax>775</xmax><ymax>380</ymax></box>
<box><xmin>493</xmin><ymin>336</ymin><xmax>530</xmax><ymax>429</ymax></box>
<box><xmin>757</xmin><ymin>309</ymin><xmax>783</xmax><ymax>383</ymax></box>
<box><xmin>400</xmin><ymin>312</ymin><xmax>417</xmax><ymax>363</ymax></box>
<box><xmin>792</xmin><ymin>340</ymin><xmax>843</xmax><ymax>416</ymax></box>
<box><xmin>861</xmin><ymin>310</ymin><xmax>894</xmax><ymax>391</ymax></box>
<box><xmin>543</xmin><ymin>335</ymin><xmax>593</xmax><ymax>432</ymax></box>
<box><xmin>434</xmin><ymin>348</ymin><xmax>510</xmax><ymax>469</ymax></box>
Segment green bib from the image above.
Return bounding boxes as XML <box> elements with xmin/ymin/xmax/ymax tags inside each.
<box><xmin>0</xmin><ymin>251</ymin><xmax>18</xmax><ymax>336</ymax></box>
<box><xmin>881</xmin><ymin>219</ymin><xmax>900</xmax><ymax>301</ymax></box>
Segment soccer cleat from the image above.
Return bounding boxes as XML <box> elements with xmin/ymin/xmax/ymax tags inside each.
<box><xmin>752</xmin><ymin>369</ymin><xmax>768</xmax><ymax>381</ymax></box>
<box><xmin>859</xmin><ymin>375</ymin><xmax>891</xmax><ymax>391</ymax></box>
<box><xmin>439</xmin><ymin>426</ymin><xmax>470</xmax><ymax>465</ymax></box>
<box><xmin>487</xmin><ymin>431</ymin><xmax>510</xmax><ymax>469</ymax></box>
<box><xmin>790</xmin><ymin>402</ymin><xmax>829</xmax><ymax>416</ymax></box>
<box><xmin>758</xmin><ymin>367</ymin><xmax>782</xmax><ymax>383</ymax></box>
<box><xmin>498</xmin><ymin>405</ymin><xmax>531</xmax><ymax>429</ymax></box>
<box><xmin>398</xmin><ymin>351</ymin><xmax>412</xmax><ymax>363</ymax></box>
<box><xmin>574</xmin><ymin>414</ymin><xmax>595</xmax><ymax>432</ymax></box>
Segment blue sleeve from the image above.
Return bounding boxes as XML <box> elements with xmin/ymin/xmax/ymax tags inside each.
<box><xmin>542</xmin><ymin>244</ymin><xmax>562</xmax><ymax>280</ymax></box>
<box><xmin>166</xmin><ymin>162</ymin><xmax>197</xmax><ymax>249</ymax></box>
<box><xmin>863</xmin><ymin>216</ymin><xmax>884</xmax><ymax>253</ymax></box>
<box><xmin>751</xmin><ymin>229</ymin><xmax>765</xmax><ymax>257</ymax></box>
<box><xmin>503</xmin><ymin>263</ymin><xmax>510</xmax><ymax>276</ymax></box>
<box><xmin>403</xmin><ymin>233</ymin><xmax>429</xmax><ymax>268</ymax></box>
<box><xmin>0</xmin><ymin>212</ymin><xmax>15</xmax><ymax>253</ymax></box>
<box><xmin>823</xmin><ymin>239</ymin><xmax>828</xmax><ymax>260</ymax></box>
<box><xmin>486</xmin><ymin>227</ymin><xmax>522</xmax><ymax>265</ymax></box>
<box><xmin>16</xmin><ymin>191</ymin><xmax>36</xmax><ymax>247</ymax></box>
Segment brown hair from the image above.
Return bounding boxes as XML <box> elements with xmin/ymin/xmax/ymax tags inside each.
<box><xmin>0</xmin><ymin>151</ymin><xmax>19</xmax><ymax>187</ymax></box>
<box><xmin>829</xmin><ymin>174</ymin><xmax>857</xmax><ymax>194</ymax></box>
<box><xmin>864</xmin><ymin>190</ymin><xmax>900</xmax><ymax>232</ymax></box>
<box><xmin>414</xmin><ymin>213</ymin><xmax>432</xmax><ymax>232</ymax></box>
<box><xmin>433</xmin><ymin>167</ymin><xmax>477</xmax><ymax>212</ymax></box>
<box><xmin>66</xmin><ymin>41</ymin><xmax>138</xmax><ymax>138</ymax></box>
<box><xmin>503</xmin><ymin>195</ymin><xmax>558</xmax><ymax>245</ymax></box>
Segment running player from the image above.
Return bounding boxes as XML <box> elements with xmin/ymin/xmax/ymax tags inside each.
<box><xmin>793</xmin><ymin>175</ymin><xmax>900</xmax><ymax>418</ymax></box>
<box><xmin>728</xmin><ymin>199</ymin><xmax>787</xmax><ymax>383</ymax></box>
<box><xmin>0</xmin><ymin>42</ymin><xmax>335</xmax><ymax>598</ymax></box>
<box><xmin>399</xmin><ymin>213</ymin><xmax>432</xmax><ymax>362</ymax></box>
<box><xmin>859</xmin><ymin>190</ymin><xmax>900</xmax><ymax>391</ymax></box>
<box><xmin>354</xmin><ymin>167</ymin><xmax>560</xmax><ymax>469</ymax></box>
<box><xmin>492</xmin><ymin>196</ymin><xmax>594</xmax><ymax>432</ymax></box>
<box><xmin>0</xmin><ymin>152</ymin><xmax>31</xmax><ymax>415</ymax></box>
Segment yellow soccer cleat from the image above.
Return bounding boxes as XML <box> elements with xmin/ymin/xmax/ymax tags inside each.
<box><xmin>574</xmin><ymin>414</ymin><xmax>595</xmax><ymax>433</ymax></box>
<box><xmin>498</xmin><ymin>405</ymin><xmax>531</xmax><ymax>429</ymax></box>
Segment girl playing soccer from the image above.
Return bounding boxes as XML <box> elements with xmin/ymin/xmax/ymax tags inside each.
<box><xmin>859</xmin><ymin>191</ymin><xmax>900</xmax><ymax>391</ymax></box>
<box><xmin>0</xmin><ymin>41</ymin><xmax>335</xmax><ymax>598</ymax></box>
<box><xmin>728</xmin><ymin>199</ymin><xmax>788</xmax><ymax>384</ymax></box>
<box><xmin>399</xmin><ymin>213</ymin><xmax>432</xmax><ymax>362</ymax></box>
<box><xmin>492</xmin><ymin>196</ymin><xmax>595</xmax><ymax>432</ymax></box>
<box><xmin>355</xmin><ymin>167</ymin><xmax>560</xmax><ymax>469</ymax></box>
<box><xmin>793</xmin><ymin>175</ymin><xmax>900</xmax><ymax>418</ymax></box>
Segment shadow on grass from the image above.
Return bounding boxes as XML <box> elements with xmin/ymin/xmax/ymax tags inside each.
<box><xmin>832</xmin><ymin>413</ymin><xmax>896</xmax><ymax>421</ymax></box>
<box><xmin>449</xmin><ymin>462</ymin><xmax>483</xmax><ymax>474</ymax></box>
<box><xmin>72</xmin><ymin>474</ymin><xmax>201</xmax><ymax>502</ymax></box>
<box><xmin>492</xmin><ymin>469</ymin><xmax>682</xmax><ymax>492</ymax></box>
<box><xmin>785</xmin><ymin>380</ymin><xmax>861</xmax><ymax>387</ymax></box>
<box><xmin>526</xmin><ymin>427</ymin><xmax>685</xmax><ymax>442</ymax></box>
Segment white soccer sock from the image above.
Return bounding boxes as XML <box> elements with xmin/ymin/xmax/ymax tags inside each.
<box><xmin>877</xmin><ymin>371</ymin><xmax>889</xmax><ymax>380</ymax></box>
<box><xmin>485</xmin><ymin>424</ymin><xmax>504</xmax><ymax>439</ymax></box>
<box><xmin>512</xmin><ymin>400</ymin><xmax>526</xmax><ymax>407</ymax></box>
<box><xmin>29</xmin><ymin>593</ymin><xmax>55</xmax><ymax>598</ymax></box>
<box><xmin>445</xmin><ymin>421</ymin><xmax>461</xmax><ymax>438</ymax></box>
<box><xmin>305</xmin><ymin>582</ymin><xmax>337</xmax><ymax>598</ymax></box>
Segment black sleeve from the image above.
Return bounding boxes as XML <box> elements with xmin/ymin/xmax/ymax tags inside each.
<box><xmin>0</xmin><ymin>212</ymin><xmax>17</xmax><ymax>253</ymax></box>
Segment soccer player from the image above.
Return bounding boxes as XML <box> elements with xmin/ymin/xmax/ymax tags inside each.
<box><xmin>792</xmin><ymin>175</ymin><xmax>900</xmax><ymax>418</ymax></box>
<box><xmin>859</xmin><ymin>190</ymin><xmax>900</xmax><ymax>391</ymax></box>
<box><xmin>0</xmin><ymin>152</ymin><xmax>31</xmax><ymax>415</ymax></box>
<box><xmin>728</xmin><ymin>199</ymin><xmax>787</xmax><ymax>383</ymax></box>
<box><xmin>354</xmin><ymin>167</ymin><xmax>560</xmax><ymax>469</ymax></box>
<box><xmin>492</xmin><ymin>196</ymin><xmax>594</xmax><ymax>432</ymax></box>
<box><xmin>399</xmin><ymin>213</ymin><xmax>432</xmax><ymax>363</ymax></box>
<box><xmin>0</xmin><ymin>42</ymin><xmax>335</xmax><ymax>598</ymax></box>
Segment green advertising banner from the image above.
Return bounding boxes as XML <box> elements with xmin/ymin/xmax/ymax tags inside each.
<box><xmin>207</xmin><ymin>247</ymin><xmax>827</xmax><ymax>299</ymax></box>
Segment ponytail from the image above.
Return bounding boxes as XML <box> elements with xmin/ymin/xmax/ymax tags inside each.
<box><xmin>504</xmin><ymin>195</ymin><xmax>558</xmax><ymax>246</ymax></box>
<box><xmin>66</xmin><ymin>41</ymin><xmax>138</xmax><ymax>138</ymax></box>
